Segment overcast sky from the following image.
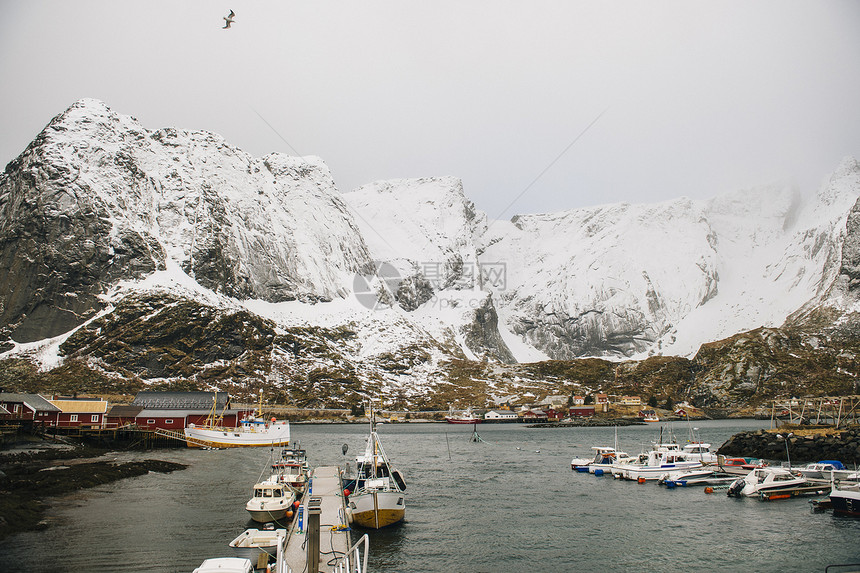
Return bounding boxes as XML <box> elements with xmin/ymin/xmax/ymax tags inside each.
<box><xmin>2</xmin><ymin>1</ymin><xmax>860</xmax><ymax>219</ymax></box>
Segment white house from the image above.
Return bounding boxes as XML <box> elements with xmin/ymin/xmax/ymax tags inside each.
<box><xmin>484</xmin><ymin>410</ymin><xmax>518</xmax><ymax>422</ymax></box>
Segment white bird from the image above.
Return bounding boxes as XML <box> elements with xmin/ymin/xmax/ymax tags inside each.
<box><xmin>223</xmin><ymin>10</ymin><xmax>235</xmax><ymax>29</ymax></box>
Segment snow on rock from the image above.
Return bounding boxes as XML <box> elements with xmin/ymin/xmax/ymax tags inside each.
<box><xmin>0</xmin><ymin>99</ymin><xmax>374</xmax><ymax>342</ymax></box>
<box><xmin>4</xmin><ymin>99</ymin><xmax>860</xmax><ymax>373</ymax></box>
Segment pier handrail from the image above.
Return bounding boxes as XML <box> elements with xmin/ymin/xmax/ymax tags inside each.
<box><xmin>338</xmin><ymin>534</ymin><xmax>369</xmax><ymax>573</ymax></box>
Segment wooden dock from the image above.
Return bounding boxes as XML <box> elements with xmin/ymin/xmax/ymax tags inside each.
<box><xmin>282</xmin><ymin>466</ymin><xmax>354</xmax><ymax>573</ymax></box>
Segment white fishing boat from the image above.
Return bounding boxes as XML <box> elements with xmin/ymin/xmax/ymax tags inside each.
<box><xmin>611</xmin><ymin>446</ymin><xmax>703</xmax><ymax>481</ymax></box>
<box><xmin>245</xmin><ymin>480</ymin><xmax>295</xmax><ymax>523</ymax></box>
<box><xmin>184</xmin><ymin>393</ymin><xmax>290</xmax><ymax>448</ymax></box>
<box><xmin>347</xmin><ymin>408</ymin><xmax>407</xmax><ymax>529</ymax></box>
<box><xmin>726</xmin><ymin>467</ymin><xmax>808</xmax><ymax>497</ymax></box>
<box><xmin>571</xmin><ymin>446</ymin><xmax>634</xmax><ymax>475</ymax></box>
<box><xmin>270</xmin><ymin>446</ymin><xmax>309</xmax><ymax>490</ymax></box>
<box><xmin>681</xmin><ymin>442</ymin><xmax>718</xmax><ymax>464</ymax></box>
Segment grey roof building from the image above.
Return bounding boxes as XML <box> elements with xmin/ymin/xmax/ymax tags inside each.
<box><xmin>0</xmin><ymin>393</ymin><xmax>61</xmax><ymax>414</ymax></box>
<box><xmin>131</xmin><ymin>391</ymin><xmax>230</xmax><ymax>410</ymax></box>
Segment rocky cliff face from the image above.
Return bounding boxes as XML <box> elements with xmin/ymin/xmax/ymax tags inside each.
<box><xmin>0</xmin><ymin>99</ymin><xmax>374</xmax><ymax>344</ymax></box>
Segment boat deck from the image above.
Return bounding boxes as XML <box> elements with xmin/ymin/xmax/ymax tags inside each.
<box><xmin>282</xmin><ymin>466</ymin><xmax>352</xmax><ymax>573</ymax></box>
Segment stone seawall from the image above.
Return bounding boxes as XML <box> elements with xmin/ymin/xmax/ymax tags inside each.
<box><xmin>717</xmin><ymin>428</ymin><xmax>860</xmax><ymax>465</ymax></box>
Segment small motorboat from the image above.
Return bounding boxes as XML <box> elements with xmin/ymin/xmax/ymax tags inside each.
<box><xmin>719</xmin><ymin>457</ymin><xmax>768</xmax><ymax>476</ymax></box>
<box><xmin>726</xmin><ymin>467</ymin><xmax>807</xmax><ymax>497</ymax></box>
<box><xmin>245</xmin><ymin>480</ymin><xmax>296</xmax><ymax>523</ymax></box>
<box><xmin>612</xmin><ymin>447</ymin><xmax>703</xmax><ymax>481</ymax></box>
<box><xmin>797</xmin><ymin>460</ymin><xmax>845</xmax><ymax>480</ymax></box>
<box><xmin>192</xmin><ymin>558</ymin><xmax>253</xmax><ymax>573</ymax></box>
<box><xmin>658</xmin><ymin>468</ymin><xmax>718</xmax><ymax>485</ymax></box>
<box><xmin>571</xmin><ymin>447</ymin><xmax>634</xmax><ymax>475</ymax></box>
<box><xmin>271</xmin><ymin>446</ymin><xmax>310</xmax><ymax>490</ymax></box>
<box><xmin>829</xmin><ymin>483</ymin><xmax>860</xmax><ymax>517</ymax></box>
<box><xmin>229</xmin><ymin>528</ymin><xmax>286</xmax><ymax>564</ymax></box>
<box><xmin>682</xmin><ymin>442</ymin><xmax>718</xmax><ymax>464</ymax></box>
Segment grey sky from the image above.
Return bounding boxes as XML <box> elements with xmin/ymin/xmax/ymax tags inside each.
<box><xmin>2</xmin><ymin>1</ymin><xmax>859</xmax><ymax>219</ymax></box>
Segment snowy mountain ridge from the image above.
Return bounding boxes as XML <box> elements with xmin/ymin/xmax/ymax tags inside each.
<box><xmin>2</xmin><ymin>99</ymin><xmax>860</xmax><ymax>388</ymax></box>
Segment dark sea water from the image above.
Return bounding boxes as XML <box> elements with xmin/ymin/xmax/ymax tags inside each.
<box><xmin>1</xmin><ymin>419</ymin><xmax>859</xmax><ymax>572</ymax></box>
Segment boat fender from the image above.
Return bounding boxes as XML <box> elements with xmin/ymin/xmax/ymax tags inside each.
<box><xmin>594</xmin><ymin>469</ymin><xmax>604</xmax><ymax>476</ymax></box>
<box><xmin>704</xmin><ymin>487</ymin><xmax>714</xmax><ymax>494</ymax></box>
<box><xmin>638</xmin><ymin>477</ymin><xmax>646</xmax><ymax>484</ymax></box>
<box><xmin>665</xmin><ymin>481</ymin><xmax>676</xmax><ymax>489</ymax></box>
<box><xmin>343</xmin><ymin>488</ymin><xmax>351</xmax><ymax>497</ymax></box>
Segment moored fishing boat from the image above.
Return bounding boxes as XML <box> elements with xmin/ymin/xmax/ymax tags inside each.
<box><xmin>347</xmin><ymin>408</ymin><xmax>407</xmax><ymax>529</ymax></box>
<box><xmin>184</xmin><ymin>392</ymin><xmax>290</xmax><ymax>448</ymax></box>
<box><xmin>611</xmin><ymin>447</ymin><xmax>703</xmax><ymax>481</ymax></box>
<box><xmin>571</xmin><ymin>446</ymin><xmax>634</xmax><ymax>474</ymax></box>
<box><xmin>271</xmin><ymin>446</ymin><xmax>309</xmax><ymax>490</ymax></box>
<box><xmin>445</xmin><ymin>406</ymin><xmax>482</xmax><ymax>424</ymax></box>
<box><xmin>245</xmin><ymin>479</ymin><xmax>295</xmax><ymax>523</ymax></box>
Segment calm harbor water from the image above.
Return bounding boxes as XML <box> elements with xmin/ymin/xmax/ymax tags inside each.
<box><xmin>1</xmin><ymin>419</ymin><xmax>859</xmax><ymax>572</ymax></box>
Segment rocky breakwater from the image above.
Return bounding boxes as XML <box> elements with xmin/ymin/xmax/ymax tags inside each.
<box><xmin>717</xmin><ymin>427</ymin><xmax>860</xmax><ymax>465</ymax></box>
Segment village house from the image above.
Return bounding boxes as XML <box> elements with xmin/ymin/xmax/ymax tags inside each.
<box><xmin>47</xmin><ymin>397</ymin><xmax>108</xmax><ymax>428</ymax></box>
<box><xmin>619</xmin><ymin>395</ymin><xmax>642</xmax><ymax>406</ymax></box>
<box><xmin>519</xmin><ymin>408</ymin><xmax>548</xmax><ymax>422</ymax></box>
<box><xmin>572</xmin><ymin>395</ymin><xmax>585</xmax><ymax>405</ymax></box>
<box><xmin>0</xmin><ymin>393</ymin><xmax>60</xmax><ymax>425</ymax></box>
<box><xmin>483</xmin><ymin>409</ymin><xmax>518</xmax><ymax>422</ymax></box>
<box><xmin>568</xmin><ymin>405</ymin><xmax>596</xmax><ymax>417</ymax></box>
<box><xmin>540</xmin><ymin>395</ymin><xmax>569</xmax><ymax>409</ymax></box>
<box><xmin>104</xmin><ymin>405</ymin><xmax>144</xmax><ymax>428</ymax></box>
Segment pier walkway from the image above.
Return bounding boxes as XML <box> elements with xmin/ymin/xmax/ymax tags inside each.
<box><xmin>281</xmin><ymin>466</ymin><xmax>364</xmax><ymax>573</ymax></box>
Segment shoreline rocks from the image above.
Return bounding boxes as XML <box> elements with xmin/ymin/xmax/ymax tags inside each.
<box><xmin>717</xmin><ymin>427</ymin><xmax>860</xmax><ymax>465</ymax></box>
<box><xmin>0</xmin><ymin>443</ymin><xmax>187</xmax><ymax>541</ymax></box>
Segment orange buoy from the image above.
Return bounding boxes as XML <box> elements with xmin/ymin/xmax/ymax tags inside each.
<box><xmin>638</xmin><ymin>477</ymin><xmax>646</xmax><ymax>484</ymax></box>
<box><xmin>343</xmin><ymin>488</ymin><xmax>351</xmax><ymax>497</ymax></box>
<box><xmin>293</xmin><ymin>500</ymin><xmax>301</xmax><ymax>509</ymax></box>
<box><xmin>286</xmin><ymin>510</ymin><xmax>294</xmax><ymax>519</ymax></box>
<box><xmin>704</xmin><ymin>487</ymin><xmax>714</xmax><ymax>494</ymax></box>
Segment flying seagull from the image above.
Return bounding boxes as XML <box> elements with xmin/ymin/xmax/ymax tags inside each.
<box><xmin>223</xmin><ymin>10</ymin><xmax>235</xmax><ymax>29</ymax></box>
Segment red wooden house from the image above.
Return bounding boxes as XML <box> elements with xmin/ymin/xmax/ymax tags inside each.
<box><xmin>0</xmin><ymin>393</ymin><xmax>60</xmax><ymax>425</ymax></box>
<box><xmin>47</xmin><ymin>397</ymin><xmax>108</xmax><ymax>428</ymax></box>
<box><xmin>568</xmin><ymin>405</ymin><xmax>596</xmax><ymax>417</ymax></box>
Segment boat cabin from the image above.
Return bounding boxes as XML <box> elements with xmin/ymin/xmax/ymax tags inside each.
<box><xmin>252</xmin><ymin>482</ymin><xmax>288</xmax><ymax>500</ymax></box>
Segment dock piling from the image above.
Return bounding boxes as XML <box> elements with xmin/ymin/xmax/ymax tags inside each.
<box><xmin>307</xmin><ymin>496</ymin><xmax>322</xmax><ymax>573</ymax></box>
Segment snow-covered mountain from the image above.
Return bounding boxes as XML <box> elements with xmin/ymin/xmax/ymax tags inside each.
<box><xmin>478</xmin><ymin>162</ymin><xmax>860</xmax><ymax>360</ymax></box>
<box><xmin>2</xmin><ymin>99</ymin><xmax>860</xmax><ymax>399</ymax></box>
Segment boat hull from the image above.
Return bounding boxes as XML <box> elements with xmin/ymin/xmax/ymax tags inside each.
<box><xmin>830</xmin><ymin>490</ymin><xmax>860</xmax><ymax>517</ymax></box>
<box><xmin>184</xmin><ymin>424</ymin><xmax>290</xmax><ymax>448</ymax></box>
<box><xmin>349</xmin><ymin>490</ymin><xmax>405</xmax><ymax>529</ymax></box>
<box><xmin>614</xmin><ymin>461</ymin><xmax>703</xmax><ymax>481</ymax></box>
<box><xmin>445</xmin><ymin>418</ymin><xmax>482</xmax><ymax>424</ymax></box>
